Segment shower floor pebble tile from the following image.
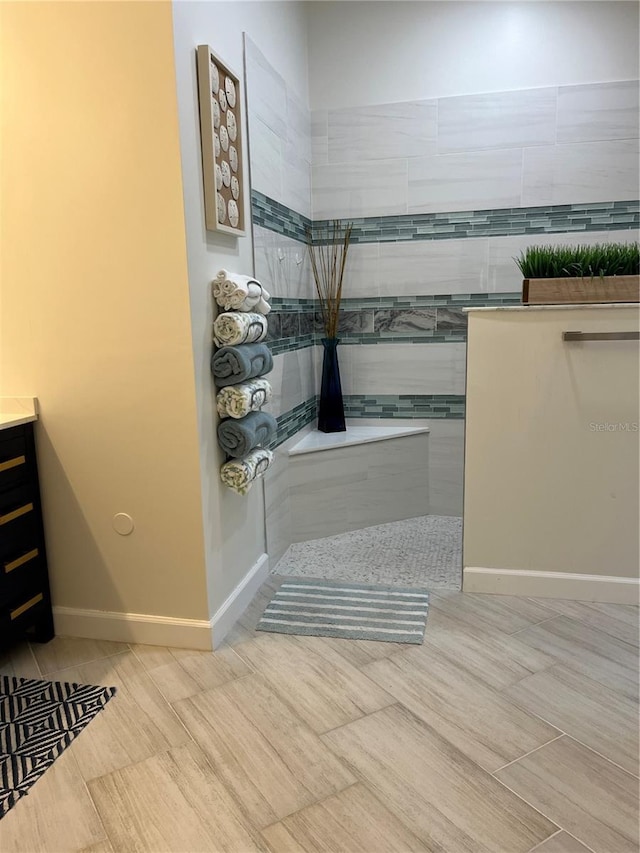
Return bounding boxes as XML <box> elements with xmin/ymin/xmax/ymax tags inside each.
<box><xmin>273</xmin><ymin>515</ymin><xmax>462</xmax><ymax>589</ymax></box>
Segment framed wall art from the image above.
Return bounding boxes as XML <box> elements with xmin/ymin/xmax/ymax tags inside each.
<box><xmin>196</xmin><ymin>45</ymin><xmax>246</xmax><ymax>236</ymax></box>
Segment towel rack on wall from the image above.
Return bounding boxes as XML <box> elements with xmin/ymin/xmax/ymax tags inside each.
<box><xmin>562</xmin><ymin>331</ymin><xmax>640</xmax><ymax>342</ymax></box>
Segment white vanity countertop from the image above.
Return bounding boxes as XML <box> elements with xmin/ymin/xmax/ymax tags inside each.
<box><xmin>0</xmin><ymin>397</ymin><xmax>39</xmax><ymax>431</ymax></box>
<box><xmin>464</xmin><ymin>303</ymin><xmax>640</xmax><ymax>313</ymax></box>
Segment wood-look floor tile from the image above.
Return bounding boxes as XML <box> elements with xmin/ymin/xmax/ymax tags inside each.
<box><xmin>363</xmin><ymin>650</ymin><xmax>559</xmax><ymax>771</ymax></box>
<box><xmin>532</xmin><ymin>831</ymin><xmax>595</xmax><ymax>852</ymax></box>
<box><xmin>131</xmin><ymin>643</ymin><xmax>251</xmax><ymax>703</ymax></box>
<box><xmin>503</xmin><ymin>664</ymin><xmax>639</xmax><ymax>776</ymax></box>
<box><xmin>234</xmin><ymin>633</ymin><xmax>394</xmax><ymax>733</ymax></box>
<box><xmin>430</xmin><ymin>591</ymin><xmax>557</xmax><ymax>635</ymax></box>
<box><xmin>514</xmin><ymin>617</ymin><xmax>639</xmax><ymax>700</ymax></box>
<box><xmin>496</xmin><ymin>736</ymin><xmax>639</xmax><ymax>853</ymax></box>
<box><xmin>31</xmin><ymin>636</ymin><xmax>129</xmax><ymax>675</ymax></box>
<box><xmin>531</xmin><ymin>600</ymin><xmax>639</xmax><ymax>647</ymax></box>
<box><xmin>0</xmin><ymin>748</ymin><xmax>107</xmax><ymax>852</ymax></box>
<box><xmin>80</xmin><ymin>841</ymin><xmax>115</xmax><ymax>853</ymax></box>
<box><xmin>261</xmin><ymin>783</ymin><xmax>427</xmax><ymax>852</ymax></box>
<box><xmin>46</xmin><ymin>651</ymin><xmax>191</xmax><ymax>781</ymax></box>
<box><xmin>322</xmin><ymin>704</ymin><xmax>558</xmax><ymax>852</ymax></box>
<box><xmin>88</xmin><ymin>742</ymin><xmax>265</xmax><ymax>852</ymax></box>
<box><xmin>313</xmin><ymin>635</ymin><xmax>413</xmax><ymax>667</ymax></box>
<box><xmin>173</xmin><ymin>673</ymin><xmax>356</xmax><ymax>828</ymax></box>
<box><xmin>0</xmin><ymin>641</ymin><xmax>41</xmax><ymax>679</ymax></box>
<box><xmin>413</xmin><ymin>608</ymin><xmax>556</xmax><ymax>689</ymax></box>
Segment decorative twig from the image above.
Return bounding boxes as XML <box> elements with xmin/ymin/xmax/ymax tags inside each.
<box><xmin>307</xmin><ymin>220</ymin><xmax>353</xmax><ymax>338</ymax></box>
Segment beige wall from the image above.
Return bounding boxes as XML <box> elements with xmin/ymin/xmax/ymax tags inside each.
<box><xmin>464</xmin><ymin>306</ymin><xmax>639</xmax><ymax>596</ymax></box>
<box><xmin>0</xmin><ymin>1</ymin><xmax>209</xmax><ymax>620</ymax></box>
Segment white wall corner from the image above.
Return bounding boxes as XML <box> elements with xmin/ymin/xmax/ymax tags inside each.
<box><xmin>210</xmin><ymin>552</ymin><xmax>270</xmax><ymax>648</ymax></box>
<box><xmin>463</xmin><ymin>567</ymin><xmax>640</xmax><ymax>605</ymax></box>
<box><xmin>52</xmin><ymin>607</ymin><xmax>213</xmax><ymax>650</ymax></box>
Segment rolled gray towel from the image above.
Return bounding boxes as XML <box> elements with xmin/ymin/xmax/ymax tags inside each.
<box><xmin>211</xmin><ymin>343</ymin><xmax>273</xmax><ymax>387</ymax></box>
<box><xmin>217</xmin><ymin>411</ymin><xmax>278</xmax><ymax>458</ymax></box>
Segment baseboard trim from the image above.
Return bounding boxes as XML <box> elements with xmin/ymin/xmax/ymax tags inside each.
<box><xmin>53</xmin><ymin>607</ymin><xmax>213</xmax><ymax>650</ymax></box>
<box><xmin>210</xmin><ymin>552</ymin><xmax>270</xmax><ymax>648</ymax></box>
<box><xmin>463</xmin><ymin>567</ymin><xmax>640</xmax><ymax>604</ymax></box>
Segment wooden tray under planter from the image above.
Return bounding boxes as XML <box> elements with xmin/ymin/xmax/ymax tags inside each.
<box><xmin>523</xmin><ymin>275</ymin><xmax>640</xmax><ymax>305</ymax></box>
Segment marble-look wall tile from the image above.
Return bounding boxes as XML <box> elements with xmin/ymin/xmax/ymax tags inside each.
<box><xmin>374</xmin><ymin>309</ymin><xmax>436</xmax><ymax>333</ymax></box>
<box><xmin>420</xmin><ymin>419</ymin><xmax>464</xmax><ymax>517</ymax></box>
<box><xmin>248</xmin><ymin>117</ymin><xmax>283</xmax><ymax>202</ymax></box>
<box><xmin>287</xmin><ymin>90</ymin><xmax>312</xmax><ymax>164</ymax></box>
<box><xmin>437</xmin><ymin>88</ymin><xmax>557</xmax><ymax>154</ymax></box>
<box><xmin>487</xmin><ymin>229</ymin><xmax>640</xmax><ymax>292</ymax></box>
<box><xmin>253</xmin><ymin>226</ymin><xmax>313</xmax><ymax>301</ymax></box>
<box><xmin>313</xmin><ymin>160</ymin><xmax>408</xmax><ymax>219</ymax></box>
<box><xmin>265</xmin><ymin>348</ymin><xmax>316</xmax><ymax>419</ymax></box>
<box><xmin>339</xmin><ymin>343</ymin><xmax>467</xmax><ymax>397</ymax></box>
<box><xmin>342</xmin><ymin>243</ymin><xmax>381</xmax><ymax>297</ymax></box>
<box><xmin>244</xmin><ymin>37</ymin><xmax>287</xmax><ymax>140</ymax></box>
<box><xmin>522</xmin><ymin>139</ymin><xmax>640</xmax><ymax>206</ymax></box>
<box><xmin>435</xmin><ymin>308</ymin><xmax>467</xmax><ymax>331</ymax></box>
<box><xmin>311</xmin><ymin>110</ymin><xmax>328</xmax><ymax>166</ymax></box>
<box><xmin>408</xmin><ymin>149</ymin><xmax>523</xmax><ymax>214</ymax></box>
<box><xmin>289</xmin><ymin>433</ymin><xmax>430</xmax><ymax>541</ymax></box>
<box><xmin>328</xmin><ymin>101</ymin><xmax>437</xmax><ymax>162</ymax></box>
<box><xmin>377</xmin><ymin>238</ymin><xmax>489</xmax><ymax>295</ymax></box>
<box><xmin>282</xmin><ymin>141</ymin><xmax>312</xmax><ymax>219</ymax></box>
<box><xmin>557</xmin><ymin>80</ymin><xmax>640</xmax><ymax>144</ymax></box>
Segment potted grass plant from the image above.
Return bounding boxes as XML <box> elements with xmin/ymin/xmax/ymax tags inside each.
<box><xmin>307</xmin><ymin>220</ymin><xmax>353</xmax><ymax>433</ymax></box>
<box><xmin>516</xmin><ymin>242</ymin><xmax>639</xmax><ymax>305</ymax></box>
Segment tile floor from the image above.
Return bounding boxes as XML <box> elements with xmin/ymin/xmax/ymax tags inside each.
<box><xmin>275</xmin><ymin>515</ymin><xmax>463</xmax><ymax>590</ymax></box>
<box><xmin>0</xmin><ymin>578</ymin><xmax>638</xmax><ymax>852</ymax></box>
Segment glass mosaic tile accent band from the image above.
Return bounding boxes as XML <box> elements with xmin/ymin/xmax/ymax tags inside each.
<box><xmin>251</xmin><ymin>191</ymin><xmax>311</xmax><ymax>243</ymax></box>
<box><xmin>343</xmin><ymin>395</ymin><xmax>466</xmax><ymax>419</ymax></box>
<box><xmin>253</xmin><ymin>191</ymin><xmax>639</xmax><ymax>246</ymax></box>
<box><xmin>267</xmin><ymin>293</ymin><xmax>521</xmax><ymax>351</ymax></box>
<box><xmin>272</xmin><ymin>396</ymin><xmax>318</xmax><ymax>448</ymax></box>
<box><xmin>271</xmin><ymin>394</ymin><xmax>465</xmax><ymax>447</ymax></box>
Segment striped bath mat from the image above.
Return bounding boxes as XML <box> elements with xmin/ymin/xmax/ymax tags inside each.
<box><xmin>256</xmin><ymin>578</ymin><xmax>429</xmax><ymax>644</ymax></box>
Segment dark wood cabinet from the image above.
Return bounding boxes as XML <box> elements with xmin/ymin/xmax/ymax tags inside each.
<box><xmin>0</xmin><ymin>423</ymin><xmax>54</xmax><ymax>644</ymax></box>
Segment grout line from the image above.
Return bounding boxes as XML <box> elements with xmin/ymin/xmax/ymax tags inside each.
<box><xmin>528</xmin><ymin>828</ymin><xmax>563</xmax><ymax>853</ymax></box>
<box><xmin>492</xmin><ymin>734</ymin><xmax>565</xmax><ymax>774</ymax></box>
<box><xmin>559</xmin><ymin>734</ymin><xmax>640</xmax><ymax>780</ymax></box>
<box><xmin>492</xmin><ymin>766</ymin><xmax>565</xmax><ymax>838</ymax></box>
<box><xmin>508</xmin><ymin>615</ymin><xmax>562</xmax><ymax>637</ymax></box>
<box><xmin>38</xmin><ymin>649</ymin><xmax>133</xmax><ymax>680</ymax></box>
<box><xmin>26</xmin><ymin>642</ymin><xmax>43</xmax><ymax>678</ymax></box>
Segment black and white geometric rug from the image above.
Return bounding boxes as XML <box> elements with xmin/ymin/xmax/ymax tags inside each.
<box><xmin>0</xmin><ymin>675</ymin><xmax>116</xmax><ymax>818</ymax></box>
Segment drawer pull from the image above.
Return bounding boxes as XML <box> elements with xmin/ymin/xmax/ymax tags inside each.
<box><xmin>10</xmin><ymin>593</ymin><xmax>44</xmax><ymax>620</ymax></box>
<box><xmin>0</xmin><ymin>455</ymin><xmax>26</xmax><ymax>474</ymax></box>
<box><xmin>0</xmin><ymin>503</ymin><xmax>34</xmax><ymax>525</ymax></box>
<box><xmin>4</xmin><ymin>548</ymin><xmax>39</xmax><ymax>573</ymax></box>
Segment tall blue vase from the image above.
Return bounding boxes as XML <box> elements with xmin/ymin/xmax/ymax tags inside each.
<box><xmin>318</xmin><ymin>337</ymin><xmax>346</xmax><ymax>433</ymax></box>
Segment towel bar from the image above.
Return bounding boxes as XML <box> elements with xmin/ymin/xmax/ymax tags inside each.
<box><xmin>562</xmin><ymin>331</ymin><xmax>640</xmax><ymax>342</ymax></box>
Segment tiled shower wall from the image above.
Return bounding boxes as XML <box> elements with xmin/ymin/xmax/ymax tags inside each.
<box><xmin>248</xmin><ymin>46</ymin><xmax>640</xmax><ymax>538</ymax></box>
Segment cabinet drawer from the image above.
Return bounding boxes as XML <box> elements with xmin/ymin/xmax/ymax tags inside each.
<box><xmin>0</xmin><ymin>433</ymin><xmax>29</xmax><ymax>493</ymax></box>
<box><xmin>0</xmin><ymin>546</ymin><xmax>44</xmax><ymax>598</ymax></box>
<box><xmin>0</xmin><ymin>587</ymin><xmax>48</xmax><ymax>634</ymax></box>
<box><xmin>0</xmin><ymin>483</ymin><xmax>36</xmax><ymax>531</ymax></box>
<box><xmin>0</xmin><ymin>506</ymin><xmax>39</xmax><ymax>562</ymax></box>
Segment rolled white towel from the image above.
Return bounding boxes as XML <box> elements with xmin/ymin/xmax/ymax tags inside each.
<box><xmin>216</xmin><ymin>378</ymin><xmax>272</xmax><ymax>419</ymax></box>
<box><xmin>256</xmin><ymin>296</ymin><xmax>271</xmax><ymax>315</ymax></box>
<box><xmin>212</xmin><ymin>270</ymin><xmax>272</xmax><ymax>313</ymax></box>
<box><xmin>220</xmin><ymin>447</ymin><xmax>274</xmax><ymax>495</ymax></box>
<box><xmin>213</xmin><ymin>311</ymin><xmax>268</xmax><ymax>347</ymax></box>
